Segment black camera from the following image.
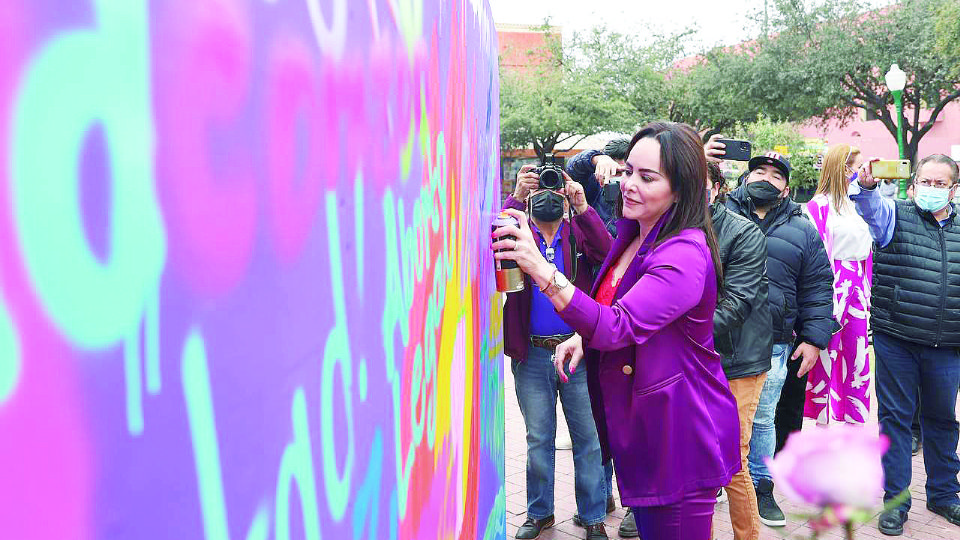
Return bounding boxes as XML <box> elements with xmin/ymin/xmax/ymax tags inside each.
<box><xmin>533</xmin><ymin>163</ymin><xmax>564</xmax><ymax>190</ymax></box>
<box><xmin>602</xmin><ymin>179</ymin><xmax>621</xmax><ymax>206</ymax></box>
<box><xmin>533</xmin><ymin>155</ymin><xmax>565</xmax><ymax>190</ymax></box>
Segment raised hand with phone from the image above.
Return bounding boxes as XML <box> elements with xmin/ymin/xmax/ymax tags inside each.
<box><xmin>703</xmin><ymin>134</ymin><xmax>752</xmax><ymax>163</ymax></box>
<box><xmin>855</xmin><ymin>157</ymin><xmax>881</xmax><ymax>189</ymax></box>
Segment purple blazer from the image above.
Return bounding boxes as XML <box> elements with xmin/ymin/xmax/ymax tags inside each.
<box><xmin>558</xmin><ymin>218</ymin><xmax>741</xmax><ymax>507</ymax></box>
<box><xmin>501</xmin><ymin>196</ymin><xmax>612</xmax><ymax>362</ymax></box>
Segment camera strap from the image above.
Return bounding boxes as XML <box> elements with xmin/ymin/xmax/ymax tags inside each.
<box><xmin>526</xmin><ymin>196</ymin><xmax>578</xmax><ymax>282</ymax></box>
<box><xmin>568</xmin><ymin>204</ymin><xmax>578</xmax><ymax>282</ymax></box>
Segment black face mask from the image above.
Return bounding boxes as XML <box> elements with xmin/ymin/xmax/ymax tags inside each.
<box><xmin>530</xmin><ymin>191</ymin><xmax>565</xmax><ymax>222</ymax></box>
<box><xmin>746</xmin><ymin>180</ymin><xmax>784</xmax><ymax>208</ymax></box>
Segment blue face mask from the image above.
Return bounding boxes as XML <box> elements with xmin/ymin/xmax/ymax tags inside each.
<box><xmin>914</xmin><ymin>184</ymin><xmax>955</xmax><ymax>213</ymax></box>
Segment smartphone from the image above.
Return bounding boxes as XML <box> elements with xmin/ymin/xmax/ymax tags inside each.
<box><xmin>871</xmin><ymin>160</ymin><xmax>911</xmax><ymax>179</ymax></box>
<box><xmin>717</xmin><ymin>139</ymin><xmax>752</xmax><ymax>162</ymax></box>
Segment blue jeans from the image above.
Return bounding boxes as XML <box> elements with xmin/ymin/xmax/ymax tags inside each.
<box><xmin>875</xmin><ymin>331</ymin><xmax>960</xmax><ymax>511</ymax></box>
<box><xmin>512</xmin><ymin>345</ymin><xmax>607</xmax><ymax>523</ymax></box>
<box><xmin>749</xmin><ymin>343</ymin><xmax>790</xmax><ymax>484</ymax></box>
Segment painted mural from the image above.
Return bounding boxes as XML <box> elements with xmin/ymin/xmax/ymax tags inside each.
<box><xmin>0</xmin><ymin>1</ymin><xmax>504</xmax><ymax>539</ymax></box>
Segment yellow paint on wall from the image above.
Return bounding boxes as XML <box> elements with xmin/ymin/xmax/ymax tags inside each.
<box><xmin>459</xmin><ymin>273</ymin><xmax>475</xmax><ymax>503</ymax></box>
<box><xmin>433</xmin><ymin>284</ymin><xmax>459</xmax><ymax>454</ymax></box>
<box><xmin>488</xmin><ymin>296</ymin><xmax>503</xmax><ymax>359</ymax></box>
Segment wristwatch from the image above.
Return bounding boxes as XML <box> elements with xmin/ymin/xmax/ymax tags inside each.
<box><xmin>541</xmin><ymin>268</ymin><xmax>570</xmax><ymax>297</ymax></box>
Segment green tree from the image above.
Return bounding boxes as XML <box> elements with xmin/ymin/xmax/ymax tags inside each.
<box><xmin>663</xmin><ymin>50</ymin><xmax>764</xmax><ymax>132</ymax></box>
<box><xmin>499</xmin><ymin>25</ymin><xmax>635</xmax><ymax>160</ymax></box>
<box><xmin>567</xmin><ymin>25</ymin><xmax>756</xmax><ymax>132</ymax></box>
<box><xmin>570</xmin><ymin>26</ymin><xmax>685</xmax><ymax>126</ymax></box>
<box><xmin>733</xmin><ymin>115</ymin><xmax>821</xmax><ymax>189</ymax></box>
<box><xmin>723</xmin><ymin>0</ymin><xmax>960</xmax><ymax>165</ymax></box>
<box><xmin>934</xmin><ymin>0</ymin><xmax>960</xmax><ymax>79</ymax></box>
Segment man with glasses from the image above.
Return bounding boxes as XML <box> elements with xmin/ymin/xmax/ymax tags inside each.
<box><xmin>850</xmin><ymin>154</ymin><xmax>960</xmax><ymax>535</ymax></box>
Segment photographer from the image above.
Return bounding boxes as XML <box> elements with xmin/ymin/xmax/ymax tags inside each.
<box><xmin>502</xmin><ymin>163</ymin><xmax>614</xmax><ymax>540</ymax></box>
<box><xmin>565</xmin><ymin>139</ymin><xmax>630</xmax><ymax>236</ymax></box>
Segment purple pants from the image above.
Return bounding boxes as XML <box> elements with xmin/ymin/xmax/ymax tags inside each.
<box><xmin>631</xmin><ymin>487</ymin><xmax>717</xmax><ymax>539</ymax></box>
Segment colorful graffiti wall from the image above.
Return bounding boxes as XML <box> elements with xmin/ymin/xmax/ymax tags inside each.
<box><xmin>0</xmin><ymin>1</ymin><xmax>504</xmax><ymax>539</ymax></box>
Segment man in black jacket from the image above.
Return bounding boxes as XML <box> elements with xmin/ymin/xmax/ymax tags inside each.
<box><xmin>724</xmin><ymin>152</ymin><xmax>834</xmax><ymax>528</ymax></box>
<box><xmin>851</xmin><ymin>154</ymin><xmax>960</xmax><ymax>535</ymax></box>
<box><xmin>708</xmin><ymin>162</ymin><xmax>772</xmax><ymax>540</ymax></box>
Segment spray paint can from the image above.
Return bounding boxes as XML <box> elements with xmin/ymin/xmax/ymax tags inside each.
<box><xmin>492</xmin><ymin>212</ymin><xmax>524</xmax><ymax>293</ymax></box>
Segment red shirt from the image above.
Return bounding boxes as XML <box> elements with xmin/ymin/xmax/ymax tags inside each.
<box><xmin>595</xmin><ymin>266</ymin><xmax>619</xmax><ymax>307</ymax></box>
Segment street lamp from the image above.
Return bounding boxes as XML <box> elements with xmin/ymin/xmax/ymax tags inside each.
<box><xmin>884</xmin><ymin>63</ymin><xmax>907</xmax><ymax>198</ymax></box>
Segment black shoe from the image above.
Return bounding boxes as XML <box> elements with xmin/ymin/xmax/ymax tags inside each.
<box><xmin>755</xmin><ymin>478</ymin><xmax>786</xmax><ymax>527</ymax></box>
<box><xmin>516</xmin><ymin>515</ymin><xmax>554</xmax><ymax>539</ymax></box>
<box><xmin>585</xmin><ymin>522</ymin><xmax>609</xmax><ymax>540</ymax></box>
<box><xmin>926</xmin><ymin>502</ymin><xmax>960</xmax><ymax>526</ymax></box>
<box><xmin>912</xmin><ymin>436</ymin><xmax>922</xmax><ymax>456</ymax></box>
<box><xmin>574</xmin><ymin>495</ymin><xmax>618</xmax><ymax>527</ymax></box>
<box><xmin>878</xmin><ymin>508</ymin><xmax>907</xmax><ymax>536</ymax></box>
<box><xmin>617</xmin><ymin>509</ymin><xmax>639</xmax><ymax>538</ymax></box>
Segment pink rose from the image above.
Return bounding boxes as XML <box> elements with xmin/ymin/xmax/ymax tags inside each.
<box><xmin>766</xmin><ymin>424</ymin><xmax>889</xmax><ymax>509</ymax></box>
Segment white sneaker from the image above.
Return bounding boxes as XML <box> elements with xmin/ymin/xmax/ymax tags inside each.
<box><xmin>555</xmin><ymin>433</ymin><xmax>572</xmax><ymax>450</ymax></box>
<box><xmin>716</xmin><ymin>487</ymin><xmax>727</xmax><ymax>504</ymax></box>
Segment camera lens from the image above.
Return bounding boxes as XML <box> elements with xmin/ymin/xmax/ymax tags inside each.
<box><xmin>539</xmin><ymin>168</ymin><xmax>563</xmax><ymax>190</ymax></box>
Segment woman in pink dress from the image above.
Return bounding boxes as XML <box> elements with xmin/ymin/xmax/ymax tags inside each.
<box><xmin>803</xmin><ymin>144</ymin><xmax>874</xmax><ymax>424</ymax></box>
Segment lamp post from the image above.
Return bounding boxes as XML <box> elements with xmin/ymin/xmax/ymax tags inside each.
<box><xmin>884</xmin><ymin>63</ymin><xmax>907</xmax><ymax>198</ymax></box>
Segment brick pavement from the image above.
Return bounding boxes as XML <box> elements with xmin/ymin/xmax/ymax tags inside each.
<box><xmin>504</xmin><ymin>354</ymin><xmax>960</xmax><ymax>540</ymax></box>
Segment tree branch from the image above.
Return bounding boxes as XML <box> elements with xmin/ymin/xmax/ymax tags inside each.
<box><xmin>554</xmin><ymin>132</ymin><xmax>583</xmax><ymax>146</ymax></box>
<box><xmin>557</xmin><ymin>135</ymin><xmax>591</xmax><ymax>153</ymax></box>
<box><xmin>839</xmin><ymin>95</ymin><xmax>867</xmax><ymax>111</ymax></box>
<box><xmin>873</xmin><ymin>101</ymin><xmax>899</xmax><ymax>141</ymax></box>
<box><xmin>843</xmin><ymin>74</ymin><xmax>883</xmax><ymax>108</ymax></box>
<box><xmin>917</xmin><ymin>88</ymin><xmax>960</xmax><ymax>139</ymax></box>
<box><xmin>911</xmin><ymin>93</ymin><xmax>920</xmax><ymax>137</ymax></box>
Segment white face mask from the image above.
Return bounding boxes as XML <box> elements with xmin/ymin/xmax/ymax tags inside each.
<box><xmin>914</xmin><ymin>184</ymin><xmax>954</xmax><ymax>213</ymax></box>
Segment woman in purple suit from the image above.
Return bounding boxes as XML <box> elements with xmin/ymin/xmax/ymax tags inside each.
<box><xmin>493</xmin><ymin>122</ymin><xmax>740</xmax><ymax>539</ymax></box>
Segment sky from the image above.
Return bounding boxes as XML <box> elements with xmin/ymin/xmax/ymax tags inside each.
<box><xmin>487</xmin><ymin>0</ymin><xmax>895</xmax><ymax>50</ymax></box>
<box><xmin>487</xmin><ymin>0</ymin><xmax>769</xmax><ymax>49</ymax></box>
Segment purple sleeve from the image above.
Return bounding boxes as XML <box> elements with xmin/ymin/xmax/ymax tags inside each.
<box><xmin>557</xmin><ymin>237</ymin><xmax>708</xmax><ymax>350</ymax></box>
<box><xmin>849</xmin><ymin>181</ymin><xmax>895</xmax><ymax>248</ymax></box>
<box><xmin>571</xmin><ymin>207</ymin><xmax>613</xmax><ymax>265</ymax></box>
<box><xmin>502</xmin><ymin>195</ymin><xmax>525</xmax><ymax>212</ymax></box>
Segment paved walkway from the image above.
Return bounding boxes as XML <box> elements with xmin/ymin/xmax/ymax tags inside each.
<box><xmin>504</xmin><ymin>354</ymin><xmax>960</xmax><ymax>540</ymax></box>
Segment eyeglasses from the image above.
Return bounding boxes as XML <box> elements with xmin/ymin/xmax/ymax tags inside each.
<box><xmin>916</xmin><ymin>177</ymin><xmax>953</xmax><ymax>189</ymax></box>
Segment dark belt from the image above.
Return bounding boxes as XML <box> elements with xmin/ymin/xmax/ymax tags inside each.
<box><xmin>530</xmin><ymin>333</ymin><xmax>575</xmax><ymax>352</ymax></box>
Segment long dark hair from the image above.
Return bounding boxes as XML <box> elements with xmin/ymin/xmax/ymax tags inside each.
<box><xmin>627</xmin><ymin>121</ymin><xmax>723</xmax><ymax>288</ymax></box>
